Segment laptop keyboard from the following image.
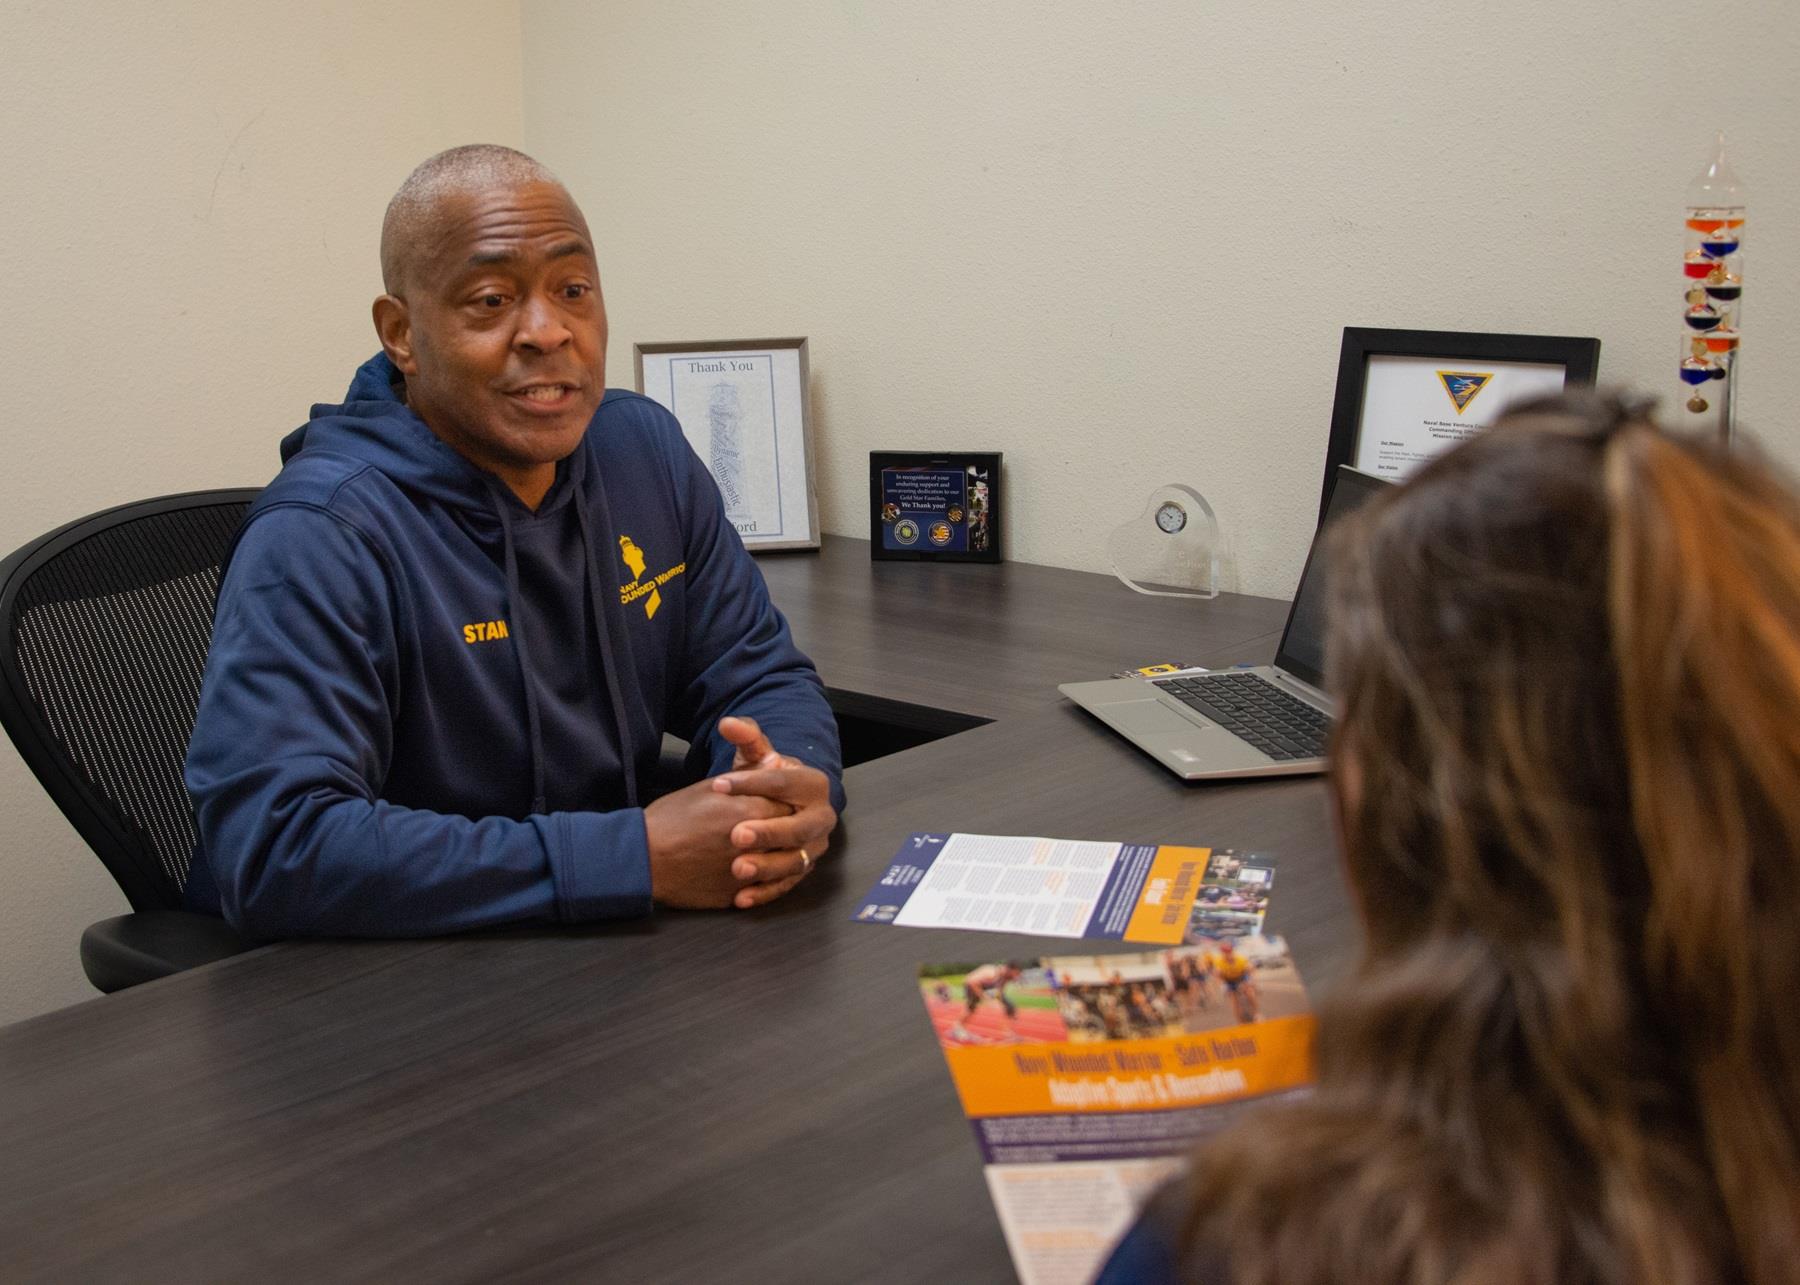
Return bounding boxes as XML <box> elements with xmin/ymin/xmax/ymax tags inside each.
<box><xmin>1150</xmin><ymin>672</ymin><xmax>1330</xmax><ymax>761</ymax></box>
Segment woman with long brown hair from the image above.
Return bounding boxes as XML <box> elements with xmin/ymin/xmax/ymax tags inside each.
<box><xmin>1098</xmin><ymin>392</ymin><xmax>1800</xmax><ymax>1283</ymax></box>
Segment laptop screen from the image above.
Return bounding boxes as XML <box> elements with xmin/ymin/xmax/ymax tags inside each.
<box><xmin>1272</xmin><ymin>466</ymin><xmax>1393</xmax><ymax>690</ymax></box>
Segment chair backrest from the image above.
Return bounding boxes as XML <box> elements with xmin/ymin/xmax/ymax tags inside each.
<box><xmin>0</xmin><ymin>490</ymin><xmax>259</xmax><ymax>911</ymax></box>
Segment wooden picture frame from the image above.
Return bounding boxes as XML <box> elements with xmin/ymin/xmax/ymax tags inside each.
<box><xmin>634</xmin><ymin>337</ymin><xmax>820</xmax><ymax>551</ymax></box>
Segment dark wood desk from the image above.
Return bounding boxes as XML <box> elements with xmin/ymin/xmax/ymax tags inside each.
<box><xmin>0</xmin><ymin>536</ymin><xmax>1355</xmax><ymax>1282</ymax></box>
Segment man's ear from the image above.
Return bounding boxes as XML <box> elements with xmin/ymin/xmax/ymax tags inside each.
<box><xmin>372</xmin><ymin>294</ymin><xmax>418</xmax><ymax>375</ymax></box>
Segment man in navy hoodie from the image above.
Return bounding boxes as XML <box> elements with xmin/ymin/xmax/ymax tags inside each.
<box><xmin>183</xmin><ymin>145</ymin><xmax>843</xmax><ymax>938</ymax></box>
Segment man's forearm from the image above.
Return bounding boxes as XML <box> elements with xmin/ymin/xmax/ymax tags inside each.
<box><xmin>191</xmin><ymin>774</ymin><xmax>653</xmax><ymax>938</ymax></box>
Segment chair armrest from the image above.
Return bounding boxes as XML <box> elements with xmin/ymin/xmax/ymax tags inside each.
<box><xmin>79</xmin><ymin>910</ymin><xmax>251</xmax><ymax>994</ymax></box>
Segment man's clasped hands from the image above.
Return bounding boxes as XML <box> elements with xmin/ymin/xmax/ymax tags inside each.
<box><xmin>643</xmin><ymin>715</ymin><xmax>838</xmax><ymax>910</ymax></box>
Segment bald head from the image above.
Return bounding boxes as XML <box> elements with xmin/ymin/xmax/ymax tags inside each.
<box><xmin>380</xmin><ymin>144</ymin><xmax>562</xmax><ymax>295</ymax></box>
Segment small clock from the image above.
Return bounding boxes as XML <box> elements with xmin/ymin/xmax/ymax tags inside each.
<box><xmin>1154</xmin><ymin>501</ymin><xmax>1188</xmax><ymax>534</ymax></box>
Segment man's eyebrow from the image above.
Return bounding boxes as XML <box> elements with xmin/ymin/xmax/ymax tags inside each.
<box><xmin>465</xmin><ymin>240</ymin><xmax>593</xmax><ymax>268</ymax></box>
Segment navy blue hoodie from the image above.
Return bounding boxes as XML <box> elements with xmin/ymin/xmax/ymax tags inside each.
<box><xmin>184</xmin><ymin>353</ymin><xmax>843</xmax><ymax>937</ymax></box>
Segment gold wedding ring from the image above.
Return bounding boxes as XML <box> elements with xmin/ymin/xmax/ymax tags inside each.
<box><xmin>798</xmin><ymin>848</ymin><xmax>813</xmax><ymax>875</ymax></box>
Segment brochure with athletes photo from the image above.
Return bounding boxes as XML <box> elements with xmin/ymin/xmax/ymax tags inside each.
<box><xmin>854</xmin><ymin>833</ymin><xmax>1275</xmax><ymax>947</ymax></box>
<box><xmin>920</xmin><ymin>939</ymin><xmax>1315</xmax><ymax>1285</ymax></box>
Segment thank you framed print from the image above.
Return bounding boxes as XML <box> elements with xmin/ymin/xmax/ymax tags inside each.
<box><xmin>635</xmin><ymin>337</ymin><xmax>820</xmax><ymax>551</ymax></box>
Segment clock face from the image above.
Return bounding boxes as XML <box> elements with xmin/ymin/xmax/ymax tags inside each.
<box><xmin>1155</xmin><ymin>501</ymin><xmax>1187</xmax><ymax>534</ymax></box>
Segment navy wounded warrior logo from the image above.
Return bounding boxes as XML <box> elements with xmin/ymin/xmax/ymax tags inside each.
<box><xmin>1436</xmin><ymin>371</ymin><xmax>1493</xmax><ymax>415</ymax></box>
<box><xmin>618</xmin><ymin>534</ymin><xmax>686</xmax><ymax>621</ymax></box>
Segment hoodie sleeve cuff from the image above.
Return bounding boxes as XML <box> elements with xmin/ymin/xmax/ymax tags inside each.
<box><xmin>533</xmin><ymin>809</ymin><xmax>654</xmax><ymax>922</ymax></box>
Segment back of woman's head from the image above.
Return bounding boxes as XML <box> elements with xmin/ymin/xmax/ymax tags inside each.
<box><xmin>1184</xmin><ymin>392</ymin><xmax>1800</xmax><ymax>1284</ymax></box>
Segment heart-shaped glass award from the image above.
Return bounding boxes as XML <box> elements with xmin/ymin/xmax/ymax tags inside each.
<box><xmin>1107</xmin><ymin>484</ymin><xmax>1220</xmax><ymax>599</ymax></box>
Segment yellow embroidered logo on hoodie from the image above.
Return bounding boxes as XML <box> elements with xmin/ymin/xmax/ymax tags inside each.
<box><xmin>618</xmin><ymin>535</ymin><xmax>684</xmax><ymax>620</ymax></box>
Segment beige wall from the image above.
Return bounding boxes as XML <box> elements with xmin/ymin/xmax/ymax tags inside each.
<box><xmin>4</xmin><ymin>1</ymin><xmax>1797</xmax><ymax>1023</ymax></box>
<box><xmin>522</xmin><ymin>0</ymin><xmax>1798</xmax><ymax>591</ymax></box>
<box><xmin>0</xmin><ymin>0</ymin><xmax>523</xmax><ymax>1025</ymax></box>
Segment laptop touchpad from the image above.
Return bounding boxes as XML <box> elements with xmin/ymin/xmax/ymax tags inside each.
<box><xmin>1109</xmin><ymin>701</ymin><xmax>1196</xmax><ymax>733</ymax></box>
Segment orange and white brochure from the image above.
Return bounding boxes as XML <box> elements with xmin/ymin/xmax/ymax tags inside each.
<box><xmin>920</xmin><ymin>938</ymin><xmax>1315</xmax><ymax>1285</ymax></box>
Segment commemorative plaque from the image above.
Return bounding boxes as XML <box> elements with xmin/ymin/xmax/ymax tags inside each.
<box><xmin>868</xmin><ymin>452</ymin><xmax>1002</xmax><ymax>563</ymax></box>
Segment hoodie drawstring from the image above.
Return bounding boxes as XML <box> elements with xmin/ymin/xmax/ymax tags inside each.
<box><xmin>573</xmin><ymin>485</ymin><xmax>641</xmax><ymax>809</ymax></box>
<box><xmin>487</xmin><ymin>485</ymin><xmax>550</xmax><ymax>816</ymax></box>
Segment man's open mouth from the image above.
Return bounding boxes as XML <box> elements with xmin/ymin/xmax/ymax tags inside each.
<box><xmin>509</xmin><ymin>384</ymin><xmax>576</xmax><ymax>404</ymax></box>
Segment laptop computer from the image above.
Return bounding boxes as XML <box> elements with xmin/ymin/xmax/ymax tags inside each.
<box><xmin>1059</xmin><ymin>465</ymin><xmax>1392</xmax><ymax>780</ymax></box>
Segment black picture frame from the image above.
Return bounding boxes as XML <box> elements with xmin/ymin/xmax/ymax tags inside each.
<box><xmin>1319</xmin><ymin>327</ymin><xmax>1601</xmax><ymax>522</ymax></box>
<box><xmin>869</xmin><ymin>451</ymin><xmax>1002</xmax><ymax>563</ymax></box>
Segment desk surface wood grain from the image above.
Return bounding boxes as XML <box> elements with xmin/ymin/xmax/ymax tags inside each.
<box><xmin>0</xmin><ymin>536</ymin><xmax>1353</xmax><ymax>1283</ymax></box>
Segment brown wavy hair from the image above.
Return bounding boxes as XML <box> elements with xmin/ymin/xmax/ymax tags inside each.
<box><xmin>1179</xmin><ymin>393</ymin><xmax>1800</xmax><ymax>1283</ymax></box>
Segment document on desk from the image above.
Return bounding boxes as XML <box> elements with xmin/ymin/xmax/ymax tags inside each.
<box><xmin>852</xmin><ymin>833</ymin><xmax>1275</xmax><ymax>946</ymax></box>
<box><xmin>919</xmin><ymin>941</ymin><xmax>1315</xmax><ymax>1285</ymax></box>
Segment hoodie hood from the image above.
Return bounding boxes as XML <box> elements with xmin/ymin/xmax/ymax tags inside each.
<box><xmin>280</xmin><ymin>351</ymin><xmax>585</xmax><ymax>522</ymax></box>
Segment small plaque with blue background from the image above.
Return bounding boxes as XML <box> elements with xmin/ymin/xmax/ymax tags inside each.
<box><xmin>869</xmin><ymin>451</ymin><xmax>1002</xmax><ymax>563</ymax></box>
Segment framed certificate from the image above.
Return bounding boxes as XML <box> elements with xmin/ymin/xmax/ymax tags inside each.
<box><xmin>634</xmin><ymin>337</ymin><xmax>820</xmax><ymax>551</ymax></box>
<box><xmin>869</xmin><ymin>452</ymin><xmax>1002</xmax><ymax>563</ymax></box>
<box><xmin>1320</xmin><ymin>328</ymin><xmax>1600</xmax><ymax>521</ymax></box>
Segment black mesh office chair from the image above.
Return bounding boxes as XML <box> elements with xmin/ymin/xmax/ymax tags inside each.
<box><xmin>0</xmin><ymin>490</ymin><xmax>259</xmax><ymax>992</ymax></box>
